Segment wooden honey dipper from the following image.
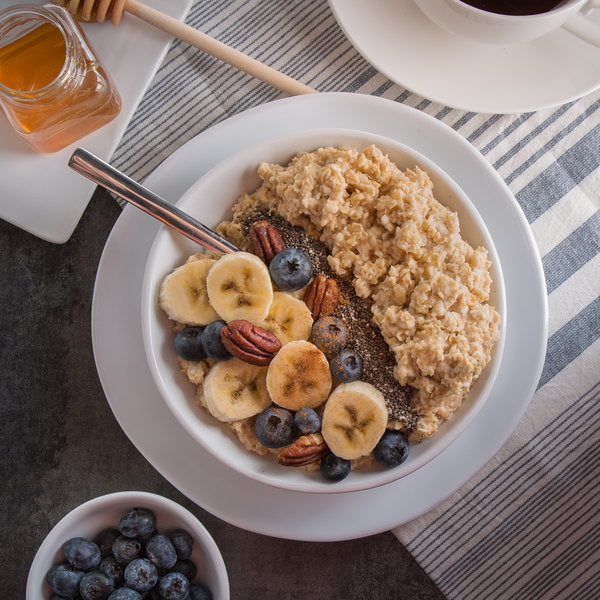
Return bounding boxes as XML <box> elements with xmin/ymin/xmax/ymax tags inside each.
<box><xmin>53</xmin><ymin>0</ymin><xmax>317</xmax><ymax>96</ymax></box>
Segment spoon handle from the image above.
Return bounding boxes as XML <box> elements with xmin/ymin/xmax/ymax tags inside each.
<box><xmin>69</xmin><ymin>148</ymin><xmax>239</xmax><ymax>254</ymax></box>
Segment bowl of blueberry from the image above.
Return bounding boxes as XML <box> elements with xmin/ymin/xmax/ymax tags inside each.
<box><xmin>26</xmin><ymin>491</ymin><xmax>229</xmax><ymax>600</ymax></box>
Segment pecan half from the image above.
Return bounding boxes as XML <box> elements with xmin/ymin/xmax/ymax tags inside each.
<box><xmin>303</xmin><ymin>274</ymin><xmax>340</xmax><ymax>319</ymax></box>
<box><xmin>248</xmin><ymin>220</ymin><xmax>287</xmax><ymax>265</ymax></box>
<box><xmin>221</xmin><ymin>320</ymin><xmax>282</xmax><ymax>366</ymax></box>
<box><xmin>277</xmin><ymin>433</ymin><xmax>329</xmax><ymax>467</ymax></box>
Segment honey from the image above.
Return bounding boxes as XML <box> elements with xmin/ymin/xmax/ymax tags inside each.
<box><xmin>0</xmin><ymin>4</ymin><xmax>121</xmax><ymax>153</ymax></box>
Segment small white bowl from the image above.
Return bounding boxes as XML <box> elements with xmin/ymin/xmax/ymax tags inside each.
<box><xmin>26</xmin><ymin>491</ymin><xmax>229</xmax><ymax>600</ymax></box>
<box><xmin>141</xmin><ymin>128</ymin><xmax>506</xmax><ymax>494</ymax></box>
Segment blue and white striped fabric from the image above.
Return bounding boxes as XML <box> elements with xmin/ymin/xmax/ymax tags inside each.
<box><xmin>113</xmin><ymin>2</ymin><xmax>600</xmax><ymax>598</ymax></box>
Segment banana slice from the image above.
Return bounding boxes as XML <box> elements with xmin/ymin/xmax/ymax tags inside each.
<box><xmin>257</xmin><ymin>291</ymin><xmax>313</xmax><ymax>345</ymax></box>
<box><xmin>321</xmin><ymin>381</ymin><xmax>388</xmax><ymax>460</ymax></box>
<box><xmin>203</xmin><ymin>357</ymin><xmax>271</xmax><ymax>422</ymax></box>
<box><xmin>206</xmin><ymin>252</ymin><xmax>273</xmax><ymax>323</ymax></box>
<box><xmin>159</xmin><ymin>258</ymin><xmax>219</xmax><ymax>325</ymax></box>
<box><xmin>266</xmin><ymin>340</ymin><xmax>331</xmax><ymax>411</ymax></box>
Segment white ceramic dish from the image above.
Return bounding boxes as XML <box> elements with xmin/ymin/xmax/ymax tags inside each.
<box><xmin>141</xmin><ymin>128</ymin><xmax>506</xmax><ymax>495</ymax></box>
<box><xmin>328</xmin><ymin>0</ymin><xmax>600</xmax><ymax>113</ymax></box>
<box><xmin>26</xmin><ymin>491</ymin><xmax>230</xmax><ymax>600</ymax></box>
<box><xmin>0</xmin><ymin>0</ymin><xmax>192</xmax><ymax>243</ymax></box>
<box><xmin>91</xmin><ymin>92</ymin><xmax>547</xmax><ymax>540</ymax></box>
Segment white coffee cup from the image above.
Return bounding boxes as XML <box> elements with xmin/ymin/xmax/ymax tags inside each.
<box><xmin>413</xmin><ymin>0</ymin><xmax>600</xmax><ymax>46</ymax></box>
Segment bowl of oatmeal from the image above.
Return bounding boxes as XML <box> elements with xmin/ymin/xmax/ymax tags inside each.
<box><xmin>141</xmin><ymin>128</ymin><xmax>506</xmax><ymax>494</ymax></box>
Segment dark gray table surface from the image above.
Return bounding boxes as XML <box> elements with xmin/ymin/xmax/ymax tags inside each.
<box><xmin>1</xmin><ymin>188</ymin><xmax>446</xmax><ymax>600</ymax></box>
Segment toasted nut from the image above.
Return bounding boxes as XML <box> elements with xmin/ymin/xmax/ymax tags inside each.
<box><xmin>277</xmin><ymin>433</ymin><xmax>329</xmax><ymax>467</ymax></box>
<box><xmin>303</xmin><ymin>274</ymin><xmax>339</xmax><ymax>319</ymax></box>
<box><xmin>248</xmin><ymin>221</ymin><xmax>286</xmax><ymax>265</ymax></box>
<box><xmin>221</xmin><ymin>319</ymin><xmax>282</xmax><ymax>366</ymax></box>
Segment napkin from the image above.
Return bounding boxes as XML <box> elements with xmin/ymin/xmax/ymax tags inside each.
<box><xmin>112</xmin><ymin>2</ymin><xmax>600</xmax><ymax>598</ymax></box>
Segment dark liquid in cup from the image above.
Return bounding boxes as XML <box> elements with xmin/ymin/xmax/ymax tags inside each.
<box><xmin>459</xmin><ymin>0</ymin><xmax>565</xmax><ymax>15</ymax></box>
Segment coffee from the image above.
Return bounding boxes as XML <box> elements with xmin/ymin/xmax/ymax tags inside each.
<box><xmin>459</xmin><ymin>0</ymin><xmax>565</xmax><ymax>15</ymax></box>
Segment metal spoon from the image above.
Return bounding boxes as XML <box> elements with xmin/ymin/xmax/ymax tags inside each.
<box><xmin>69</xmin><ymin>147</ymin><xmax>239</xmax><ymax>254</ymax></box>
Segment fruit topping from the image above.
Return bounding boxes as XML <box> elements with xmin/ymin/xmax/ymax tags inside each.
<box><xmin>248</xmin><ymin>220</ymin><xmax>287</xmax><ymax>265</ymax></box>
<box><xmin>257</xmin><ymin>291</ymin><xmax>313</xmax><ymax>345</ymax></box>
<box><xmin>268</xmin><ymin>247</ymin><xmax>313</xmax><ymax>292</ymax></box>
<box><xmin>330</xmin><ymin>349</ymin><xmax>364</xmax><ymax>383</ymax></box>
<box><xmin>309</xmin><ymin>316</ymin><xmax>349</xmax><ymax>357</ymax></box>
<box><xmin>174</xmin><ymin>326</ymin><xmax>207</xmax><ymax>361</ymax></box>
<box><xmin>294</xmin><ymin>406</ymin><xmax>321</xmax><ymax>435</ymax></box>
<box><xmin>319</xmin><ymin>452</ymin><xmax>351</xmax><ymax>482</ymax></box>
<box><xmin>220</xmin><ymin>319</ymin><xmax>282</xmax><ymax>366</ymax></box>
<box><xmin>206</xmin><ymin>251</ymin><xmax>273</xmax><ymax>322</ymax></box>
<box><xmin>254</xmin><ymin>406</ymin><xmax>296</xmax><ymax>448</ymax></box>
<box><xmin>203</xmin><ymin>358</ymin><xmax>270</xmax><ymax>422</ymax></box>
<box><xmin>321</xmin><ymin>381</ymin><xmax>388</xmax><ymax>460</ymax></box>
<box><xmin>159</xmin><ymin>258</ymin><xmax>219</xmax><ymax>325</ymax></box>
<box><xmin>373</xmin><ymin>430</ymin><xmax>410</xmax><ymax>467</ymax></box>
<box><xmin>200</xmin><ymin>320</ymin><xmax>232</xmax><ymax>360</ymax></box>
<box><xmin>266</xmin><ymin>340</ymin><xmax>332</xmax><ymax>410</ymax></box>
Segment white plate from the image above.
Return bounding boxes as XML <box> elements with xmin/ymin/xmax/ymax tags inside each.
<box><xmin>0</xmin><ymin>0</ymin><xmax>192</xmax><ymax>243</ymax></box>
<box><xmin>328</xmin><ymin>0</ymin><xmax>600</xmax><ymax>114</ymax></box>
<box><xmin>92</xmin><ymin>92</ymin><xmax>547</xmax><ymax>541</ymax></box>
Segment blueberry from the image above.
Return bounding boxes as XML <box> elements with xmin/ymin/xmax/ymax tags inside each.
<box><xmin>46</xmin><ymin>562</ymin><xmax>84</xmax><ymax>597</ymax></box>
<box><xmin>330</xmin><ymin>349</ymin><xmax>363</xmax><ymax>383</ymax></box>
<box><xmin>294</xmin><ymin>407</ymin><xmax>321</xmax><ymax>434</ymax></box>
<box><xmin>269</xmin><ymin>248</ymin><xmax>313</xmax><ymax>292</ymax></box>
<box><xmin>158</xmin><ymin>572</ymin><xmax>190</xmax><ymax>600</ymax></box>
<box><xmin>173</xmin><ymin>559</ymin><xmax>197</xmax><ymax>581</ymax></box>
<box><xmin>373</xmin><ymin>430</ymin><xmax>409</xmax><ymax>467</ymax></box>
<box><xmin>79</xmin><ymin>570</ymin><xmax>114</xmax><ymax>600</ymax></box>
<box><xmin>201</xmin><ymin>320</ymin><xmax>231</xmax><ymax>360</ymax></box>
<box><xmin>118</xmin><ymin>508</ymin><xmax>156</xmax><ymax>539</ymax></box>
<box><xmin>123</xmin><ymin>557</ymin><xmax>158</xmax><ymax>592</ymax></box>
<box><xmin>64</xmin><ymin>537</ymin><xmax>101</xmax><ymax>571</ymax></box>
<box><xmin>94</xmin><ymin>528</ymin><xmax>120</xmax><ymax>557</ymax></box>
<box><xmin>107</xmin><ymin>589</ymin><xmax>142</xmax><ymax>600</ymax></box>
<box><xmin>310</xmin><ymin>316</ymin><xmax>349</xmax><ymax>357</ymax></box>
<box><xmin>98</xmin><ymin>556</ymin><xmax>124</xmax><ymax>586</ymax></box>
<box><xmin>174</xmin><ymin>326</ymin><xmax>207</xmax><ymax>361</ymax></box>
<box><xmin>254</xmin><ymin>406</ymin><xmax>295</xmax><ymax>448</ymax></box>
<box><xmin>145</xmin><ymin>533</ymin><xmax>177</xmax><ymax>570</ymax></box>
<box><xmin>112</xmin><ymin>536</ymin><xmax>142</xmax><ymax>564</ymax></box>
<box><xmin>170</xmin><ymin>529</ymin><xmax>193</xmax><ymax>560</ymax></box>
<box><xmin>190</xmin><ymin>583</ymin><xmax>213</xmax><ymax>600</ymax></box>
<box><xmin>320</xmin><ymin>452</ymin><xmax>351</xmax><ymax>482</ymax></box>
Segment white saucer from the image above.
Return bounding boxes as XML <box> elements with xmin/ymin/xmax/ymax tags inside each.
<box><xmin>91</xmin><ymin>92</ymin><xmax>547</xmax><ymax>541</ymax></box>
<box><xmin>0</xmin><ymin>0</ymin><xmax>191</xmax><ymax>243</ymax></box>
<box><xmin>328</xmin><ymin>0</ymin><xmax>600</xmax><ymax>114</ymax></box>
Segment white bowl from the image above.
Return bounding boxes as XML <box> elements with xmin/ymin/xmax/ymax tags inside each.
<box><xmin>141</xmin><ymin>128</ymin><xmax>506</xmax><ymax>494</ymax></box>
<box><xmin>26</xmin><ymin>491</ymin><xmax>229</xmax><ymax>600</ymax></box>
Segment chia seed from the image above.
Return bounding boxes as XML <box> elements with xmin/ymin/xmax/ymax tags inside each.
<box><xmin>242</xmin><ymin>209</ymin><xmax>418</xmax><ymax>432</ymax></box>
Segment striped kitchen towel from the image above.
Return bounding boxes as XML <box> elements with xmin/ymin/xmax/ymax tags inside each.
<box><xmin>112</xmin><ymin>2</ymin><xmax>600</xmax><ymax>598</ymax></box>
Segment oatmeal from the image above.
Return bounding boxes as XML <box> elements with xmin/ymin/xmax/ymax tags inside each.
<box><xmin>219</xmin><ymin>145</ymin><xmax>501</xmax><ymax>440</ymax></box>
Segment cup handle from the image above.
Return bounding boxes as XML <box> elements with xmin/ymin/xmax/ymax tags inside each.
<box><xmin>562</xmin><ymin>1</ymin><xmax>600</xmax><ymax>47</ymax></box>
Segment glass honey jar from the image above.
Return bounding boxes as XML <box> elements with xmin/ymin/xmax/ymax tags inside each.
<box><xmin>0</xmin><ymin>3</ymin><xmax>121</xmax><ymax>153</ymax></box>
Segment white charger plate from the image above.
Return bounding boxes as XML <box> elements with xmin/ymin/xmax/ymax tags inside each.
<box><xmin>328</xmin><ymin>0</ymin><xmax>600</xmax><ymax>114</ymax></box>
<box><xmin>92</xmin><ymin>92</ymin><xmax>547</xmax><ymax>541</ymax></box>
<box><xmin>0</xmin><ymin>0</ymin><xmax>192</xmax><ymax>243</ymax></box>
